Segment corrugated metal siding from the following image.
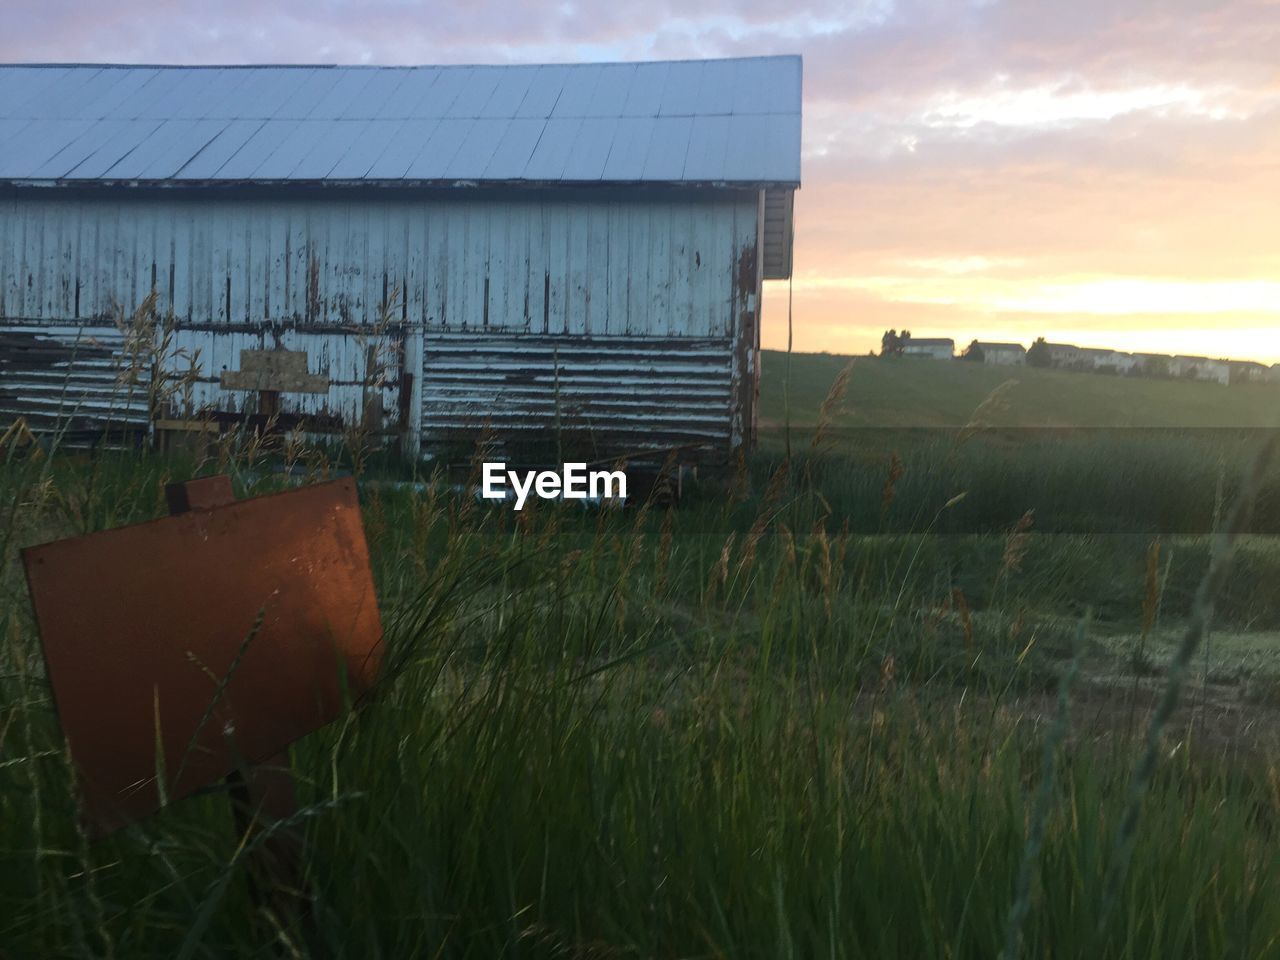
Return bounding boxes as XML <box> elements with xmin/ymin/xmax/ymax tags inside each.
<box><xmin>421</xmin><ymin>333</ymin><xmax>735</xmax><ymax>455</ymax></box>
<box><xmin>0</xmin><ymin>58</ymin><xmax>802</xmax><ymax>186</ymax></box>
<box><xmin>0</xmin><ymin>320</ymin><xmax>151</xmax><ymax>434</ymax></box>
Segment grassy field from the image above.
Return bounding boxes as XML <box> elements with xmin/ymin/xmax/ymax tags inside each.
<box><xmin>759</xmin><ymin>350</ymin><xmax>1280</xmax><ymax>428</ymax></box>
<box><xmin>2</xmin><ymin>352</ymin><xmax>1280</xmax><ymax>957</ymax></box>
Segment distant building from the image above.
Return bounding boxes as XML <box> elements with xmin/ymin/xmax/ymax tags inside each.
<box><xmin>956</xmin><ymin>337</ymin><xmax>1270</xmax><ymax>384</ymax></box>
<box><xmin>902</xmin><ymin>337</ymin><xmax>955</xmax><ymax>360</ymax></box>
<box><xmin>1131</xmin><ymin>353</ymin><xmax>1173</xmax><ymax>378</ymax></box>
<box><xmin>1228</xmin><ymin>360</ymin><xmax>1270</xmax><ymax>385</ymax></box>
<box><xmin>1090</xmin><ymin>348</ymin><xmax>1136</xmax><ymax>375</ymax></box>
<box><xmin>973</xmin><ymin>342</ymin><xmax>1026</xmax><ymax>366</ymax></box>
<box><xmin>1044</xmin><ymin>343</ymin><xmax>1133</xmax><ymax>373</ymax></box>
<box><xmin>1043</xmin><ymin>342</ymin><xmax>1084</xmax><ymax>368</ymax></box>
<box><xmin>1169</xmin><ymin>356</ymin><xmax>1230</xmax><ymax>385</ymax></box>
<box><xmin>1271</xmin><ymin>364</ymin><xmax>1280</xmax><ymax>383</ymax></box>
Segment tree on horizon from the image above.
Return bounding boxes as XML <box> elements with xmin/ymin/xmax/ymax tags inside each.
<box><xmin>1027</xmin><ymin>337</ymin><xmax>1052</xmax><ymax>368</ymax></box>
<box><xmin>880</xmin><ymin>329</ymin><xmax>911</xmax><ymax>357</ymax></box>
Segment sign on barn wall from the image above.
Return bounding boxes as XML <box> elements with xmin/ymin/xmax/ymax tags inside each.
<box><xmin>167</xmin><ymin>323</ymin><xmax>417</xmax><ymax>441</ymax></box>
<box><xmin>220</xmin><ymin>349</ymin><xmax>330</xmax><ymax>394</ymax></box>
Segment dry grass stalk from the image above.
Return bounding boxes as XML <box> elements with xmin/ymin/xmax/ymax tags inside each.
<box><xmin>340</xmin><ymin>288</ymin><xmax>403</xmax><ymax>475</ymax></box>
<box><xmin>811</xmin><ymin>359</ymin><xmax>854</xmax><ymax>451</ymax></box>
<box><xmin>0</xmin><ymin>418</ymin><xmax>42</xmax><ymax>461</ymax></box>
<box><xmin>518</xmin><ymin>921</ymin><xmax>630</xmax><ymax>960</ymax></box>
<box><xmin>955</xmin><ymin>379</ymin><xmax>1019</xmax><ymax>451</ymax></box>
<box><xmin>705</xmin><ymin>532</ymin><xmax>737</xmax><ymax>604</ymax></box>
<box><xmin>1008</xmin><ymin>610</ymin><xmax>1026</xmax><ymax>658</ymax></box>
<box><xmin>282</xmin><ymin>429</ymin><xmax>330</xmax><ymax>483</ymax></box>
<box><xmin>881</xmin><ymin>452</ymin><xmax>904</xmax><ymax>515</ymax></box>
<box><xmin>998</xmin><ymin>510</ymin><xmax>1035</xmax><ymax>583</ymax></box>
<box><xmin>734</xmin><ymin>458</ymin><xmax>790</xmax><ymax>583</ymax></box>
<box><xmin>878</xmin><ymin>652</ymin><xmax>896</xmax><ymax>693</ymax></box>
<box><xmin>654</xmin><ymin>506</ymin><xmax>674</xmax><ymax>597</ymax></box>
<box><xmin>951</xmin><ymin>587</ymin><xmax>974</xmax><ymax>651</ymax></box>
<box><xmin>769</xmin><ymin>522</ymin><xmax>799</xmax><ymax>602</ymax></box>
<box><xmin>113</xmin><ymin>291</ymin><xmax>160</xmax><ymax>393</ymax></box>
<box><xmin>812</xmin><ymin>523</ymin><xmax>834</xmax><ymax>617</ymax></box>
<box><xmin>114</xmin><ymin>292</ymin><xmax>205</xmax><ymax>427</ymax></box>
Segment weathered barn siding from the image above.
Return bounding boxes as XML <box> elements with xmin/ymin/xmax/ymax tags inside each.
<box><xmin>0</xmin><ymin>321</ymin><xmax>152</xmax><ymax>434</ymax></box>
<box><xmin>1</xmin><ymin>189</ymin><xmax>756</xmax><ymax>333</ymax></box>
<box><xmin>0</xmin><ymin>187</ymin><xmax>761</xmax><ymax>452</ymax></box>
<box><xmin>421</xmin><ymin>333</ymin><xmax>736</xmax><ymax>454</ymax></box>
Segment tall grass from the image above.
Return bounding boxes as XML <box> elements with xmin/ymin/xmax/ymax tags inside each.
<box><xmin>2</xmin><ymin>339</ymin><xmax>1280</xmax><ymax>956</ymax></box>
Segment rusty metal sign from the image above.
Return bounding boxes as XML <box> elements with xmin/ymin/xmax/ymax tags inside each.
<box><xmin>22</xmin><ymin>478</ymin><xmax>383</xmax><ymax>835</ymax></box>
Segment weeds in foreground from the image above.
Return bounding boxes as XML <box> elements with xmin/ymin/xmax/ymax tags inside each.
<box><xmin>1</xmin><ymin>351</ymin><xmax>1279</xmax><ymax>957</ymax></box>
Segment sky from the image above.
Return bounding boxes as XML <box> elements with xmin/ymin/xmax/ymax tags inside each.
<box><xmin>3</xmin><ymin>0</ymin><xmax>1278</xmax><ymax>362</ymax></box>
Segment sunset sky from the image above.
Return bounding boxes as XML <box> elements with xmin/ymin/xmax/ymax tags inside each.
<box><xmin>4</xmin><ymin>0</ymin><xmax>1278</xmax><ymax>362</ymax></box>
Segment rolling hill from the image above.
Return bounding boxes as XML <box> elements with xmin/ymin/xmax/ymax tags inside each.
<box><xmin>759</xmin><ymin>351</ymin><xmax>1280</xmax><ymax>429</ymax></box>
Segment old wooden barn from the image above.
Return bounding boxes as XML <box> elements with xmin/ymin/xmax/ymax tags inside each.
<box><xmin>0</xmin><ymin>57</ymin><xmax>801</xmax><ymax>461</ymax></box>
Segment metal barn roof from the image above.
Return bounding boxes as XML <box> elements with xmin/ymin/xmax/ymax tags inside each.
<box><xmin>0</xmin><ymin>57</ymin><xmax>801</xmax><ymax>187</ymax></box>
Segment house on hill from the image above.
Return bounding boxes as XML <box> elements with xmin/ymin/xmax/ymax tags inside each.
<box><xmin>1169</xmin><ymin>356</ymin><xmax>1230</xmax><ymax>385</ymax></box>
<box><xmin>1044</xmin><ymin>343</ymin><xmax>1133</xmax><ymax>374</ymax></box>
<box><xmin>1271</xmin><ymin>364</ymin><xmax>1280</xmax><ymax>383</ymax></box>
<box><xmin>902</xmin><ymin>337</ymin><xmax>955</xmax><ymax>360</ymax></box>
<box><xmin>0</xmin><ymin>57</ymin><xmax>802</xmax><ymax>461</ymax></box>
<box><xmin>1043</xmin><ymin>342</ymin><xmax>1083</xmax><ymax>368</ymax></box>
<box><xmin>1228</xmin><ymin>360</ymin><xmax>1270</xmax><ymax>385</ymax></box>
<box><xmin>1132</xmin><ymin>353</ymin><xmax>1173</xmax><ymax>378</ymax></box>
<box><xmin>1081</xmin><ymin>347</ymin><xmax>1135</xmax><ymax>375</ymax></box>
<box><xmin>973</xmin><ymin>342</ymin><xmax>1026</xmax><ymax>366</ymax></box>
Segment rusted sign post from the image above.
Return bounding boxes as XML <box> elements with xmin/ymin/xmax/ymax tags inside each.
<box><xmin>22</xmin><ymin>475</ymin><xmax>383</xmax><ymax>939</ymax></box>
<box><xmin>163</xmin><ymin>475</ymin><xmax>312</xmax><ymax>931</ymax></box>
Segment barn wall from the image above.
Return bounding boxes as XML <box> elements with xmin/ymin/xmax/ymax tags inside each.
<box><xmin>0</xmin><ymin>189</ymin><xmax>758</xmax><ymax>333</ymax></box>
<box><xmin>421</xmin><ymin>332</ymin><xmax>736</xmax><ymax>456</ymax></box>
<box><xmin>0</xmin><ymin>322</ymin><xmax>152</xmax><ymax>435</ymax></box>
<box><xmin>0</xmin><ymin>187</ymin><xmax>760</xmax><ymax>454</ymax></box>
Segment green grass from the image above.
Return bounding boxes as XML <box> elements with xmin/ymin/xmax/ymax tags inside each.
<box><xmin>3</xmin><ymin>356</ymin><xmax>1280</xmax><ymax>957</ymax></box>
<box><xmin>760</xmin><ymin>351</ymin><xmax>1280</xmax><ymax>428</ymax></box>
<box><xmin>751</xmin><ymin>349</ymin><xmax>1280</xmax><ymax>576</ymax></box>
